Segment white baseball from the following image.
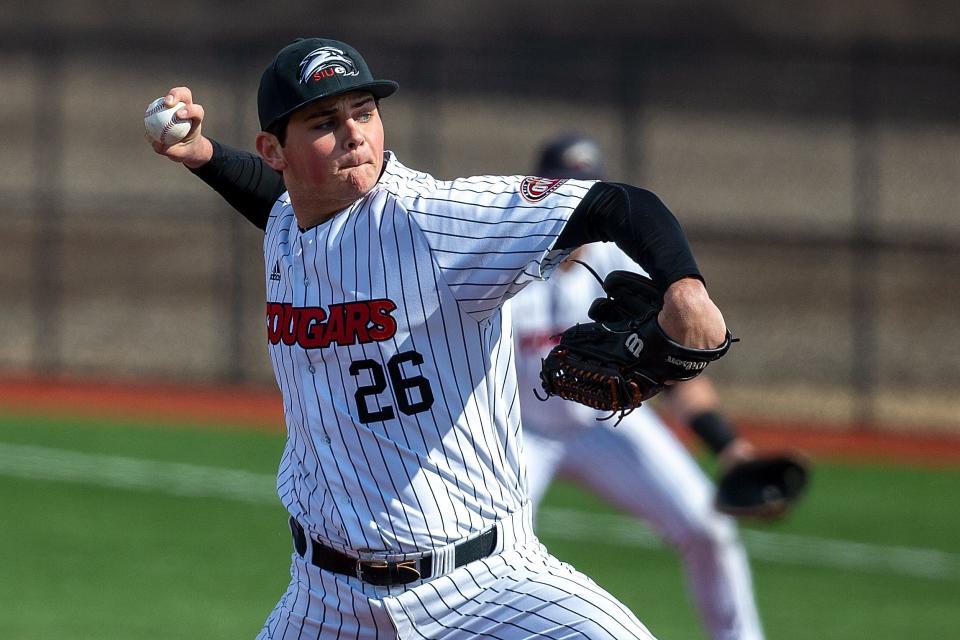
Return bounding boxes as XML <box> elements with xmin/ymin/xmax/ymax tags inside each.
<box><xmin>144</xmin><ymin>97</ymin><xmax>191</xmax><ymax>146</ymax></box>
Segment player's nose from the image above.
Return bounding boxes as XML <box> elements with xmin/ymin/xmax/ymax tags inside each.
<box><xmin>342</xmin><ymin>119</ymin><xmax>364</xmax><ymax>149</ymax></box>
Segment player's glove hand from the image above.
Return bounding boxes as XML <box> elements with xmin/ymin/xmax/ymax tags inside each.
<box><xmin>538</xmin><ymin>269</ymin><xmax>735</xmax><ymax>422</ymax></box>
<box><xmin>714</xmin><ymin>452</ymin><xmax>811</xmax><ymax>520</ymax></box>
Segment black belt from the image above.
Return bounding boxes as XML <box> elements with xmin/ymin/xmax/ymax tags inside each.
<box><xmin>289</xmin><ymin>517</ymin><xmax>498</xmax><ymax>586</ymax></box>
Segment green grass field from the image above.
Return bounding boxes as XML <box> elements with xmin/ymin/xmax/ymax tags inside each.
<box><xmin>1</xmin><ymin>412</ymin><xmax>958</xmax><ymax>639</ymax></box>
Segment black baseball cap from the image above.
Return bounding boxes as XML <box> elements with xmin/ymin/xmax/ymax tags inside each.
<box><xmin>257</xmin><ymin>37</ymin><xmax>399</xmax><ymax>131</ymax></box>
<box><xmin>536</xmin><ymin>133</ymin><xmax>605</xmax><ymax>180</ymax></box>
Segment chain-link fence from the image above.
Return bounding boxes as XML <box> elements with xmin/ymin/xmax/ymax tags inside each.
<box><xmin>1</xmin><ymin>32</ymin><xmax>958</xmax><ymax>433</ymax></box>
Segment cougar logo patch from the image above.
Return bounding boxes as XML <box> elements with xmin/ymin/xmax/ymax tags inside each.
<box><xmin>299</xmin><ymin>47</ymin><xmax>360</xmax><ymax>84</ymax></box>
<box><xmin>519</xmin><ymin>177</ymin><xmax>566</xmax><ymax>202</ymax></box>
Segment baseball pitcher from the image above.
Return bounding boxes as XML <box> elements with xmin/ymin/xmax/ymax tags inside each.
<box><xmin>148</xmin><ymin>37</ymin><xmax>732</xmax><ymax>639</ymax></box>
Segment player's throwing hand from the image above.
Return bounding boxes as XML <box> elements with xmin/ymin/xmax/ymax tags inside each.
<box><xmin>145</xmin><ymin>87</ymin><xmax>212</xmax><ymax>168</ymax></box>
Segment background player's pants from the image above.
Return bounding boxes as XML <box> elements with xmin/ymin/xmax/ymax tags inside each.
<box><xmin>256</xmin><ymin>506</ymin><xmax>656</xmax><ymax>640</ymax></box>
<box><xmin>522</xmin><ymin>407</ymin><xmax>764</xmax><ymax>640</ymax></box>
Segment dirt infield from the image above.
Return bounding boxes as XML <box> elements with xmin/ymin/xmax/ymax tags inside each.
<box><xmin>1</xmin><ymin>376</ymin><xmax>959</xmax><ymax>467</ymax></box>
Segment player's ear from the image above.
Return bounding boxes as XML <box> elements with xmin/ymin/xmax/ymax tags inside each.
<box><xmin>257</xmin><ymin>131</ymin><xmax>287</xmax><ymax>171</ymax></box>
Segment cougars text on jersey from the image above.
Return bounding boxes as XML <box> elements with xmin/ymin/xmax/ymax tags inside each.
<box><xmin>266</xmin><ymin>299</ymin><xmax>398</xmax><ymax>349</ymax></box>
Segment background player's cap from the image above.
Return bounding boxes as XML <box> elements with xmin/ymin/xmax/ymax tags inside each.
<box><xmin>258</xmin><ymin>37</ymin><xmax>399</xmax><ymax>131</ymax></box>
<box><xmin>536</xmin><ymin>133</ymin><xmax>605</xmax><ymax>180</ymax></box>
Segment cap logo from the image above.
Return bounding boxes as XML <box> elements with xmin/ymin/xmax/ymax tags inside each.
<box><xmin>519</xmin><ymin>177</ymin><xmax>566</xmax><ymax>202</ymax></box>
<box><xmin>299</xmin><ymin>47</ymin><xmax>360</xmax><ymax>84</ymax></box>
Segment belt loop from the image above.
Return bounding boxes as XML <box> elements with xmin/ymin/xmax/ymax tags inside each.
<box><xmin>429</xmin><ymin>543</ymin><xmax>457</xmax><ymax>578</ymax></box>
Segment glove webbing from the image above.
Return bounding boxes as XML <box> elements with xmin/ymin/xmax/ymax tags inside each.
<box><xmin>539</xmin><ymin>349</ymin><xmax>643</xmax><ymax>422</ymax></box>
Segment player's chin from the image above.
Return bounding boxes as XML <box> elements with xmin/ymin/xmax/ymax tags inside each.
<box><xmin>339</xmin><ymin>164</ymin><xmax>378</xmax><ymax>193</ymax></box>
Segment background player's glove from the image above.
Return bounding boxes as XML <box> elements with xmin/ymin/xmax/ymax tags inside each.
<box><xmin>538</xmin><ymin>270</ymin><xmax>735</xmax><ymax>421</ymax></box>
<box><xmin>714</xmin><ymin>452</ymin><xmax>810</xmax><ymax>520</ymax></box>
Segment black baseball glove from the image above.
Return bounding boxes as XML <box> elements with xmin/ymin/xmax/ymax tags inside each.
<box><xmin>715</xmin><ymin>453</ymin><xmax>811</xmax><ymax>520</ymax></box>
<box><xmin>538</xmin><ymin>268</ymin><xmax>735</xmax><ymax>422</ymax></box>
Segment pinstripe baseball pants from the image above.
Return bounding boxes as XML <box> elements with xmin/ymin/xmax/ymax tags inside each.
<box><xmin>257</xmin><ymin>506</ymin><xmax>656</xmax><ymax>640</ymax></box>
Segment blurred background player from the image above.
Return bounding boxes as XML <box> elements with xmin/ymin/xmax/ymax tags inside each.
<box><xmin>512</xmin><ymin>133</ymin><xmax>765</xmax><ymax>640</ymax></box>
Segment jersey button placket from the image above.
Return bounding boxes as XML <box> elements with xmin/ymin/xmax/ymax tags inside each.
<box><xmin>292</xmin><ymin>236</ymin><xmax>313</xmax><ymax>380</ymax></box>
<box><xmin>292</xmin><ymin>238</ymin><xmax>307</xmax><ymax>302</ymax></box>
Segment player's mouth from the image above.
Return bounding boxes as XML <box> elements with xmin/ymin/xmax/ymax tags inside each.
<box><xmin>338</xmin><ymin>156</ymin><xmax>370</xmax><ymax>171</ymax></box>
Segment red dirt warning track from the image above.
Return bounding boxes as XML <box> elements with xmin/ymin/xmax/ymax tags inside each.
<box><xmin>1</xmin><ymin>376</ymin><xmax>959</xmax><ymax>467</ymax></box>
<box><xmin>0</xmin><ymin>376</ymin><xmax>284</xmax><ymax>431</ymax></box>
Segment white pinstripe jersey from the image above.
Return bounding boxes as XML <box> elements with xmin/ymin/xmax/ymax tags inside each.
<box><xmin>263</xmin><ymin>152</ymin><xmax>595</xmax><ymax>557</ymax></box>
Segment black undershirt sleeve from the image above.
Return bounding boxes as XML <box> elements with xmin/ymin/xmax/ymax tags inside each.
<box><xmin>188</xmin><ymin>139</ymin><xmax>285</xmax><ymax>231</ymax></box>
<box><xmin>555</xmin><ymin>182</ymin><xmax>703</xmax><ymax>291</ymax></box>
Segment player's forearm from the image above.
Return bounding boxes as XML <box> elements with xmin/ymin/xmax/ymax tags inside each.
<box><xmin>188</xmin><ymin>139</ymin><xmax>286</xmax><ymax>231</ymax></box>
<box><xmin>556</xmin><ymin>182</ymin><xmax>701</xmax><ymax>291</ymax></box>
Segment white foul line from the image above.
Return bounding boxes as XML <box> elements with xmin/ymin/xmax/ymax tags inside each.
<box><xmin>0</xmin><ymin>441</ymin><xmax>277</xmax><ymax>505</ymax></box>
<box><xmin>2</xmin><ymin>442</ymin><xmax>958</xmax><ymax>581</ymax></box>
<box><xmin>536</xmin><ymin>507</ymin><xmax>960</xmax><ymax>581</ymax></box>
